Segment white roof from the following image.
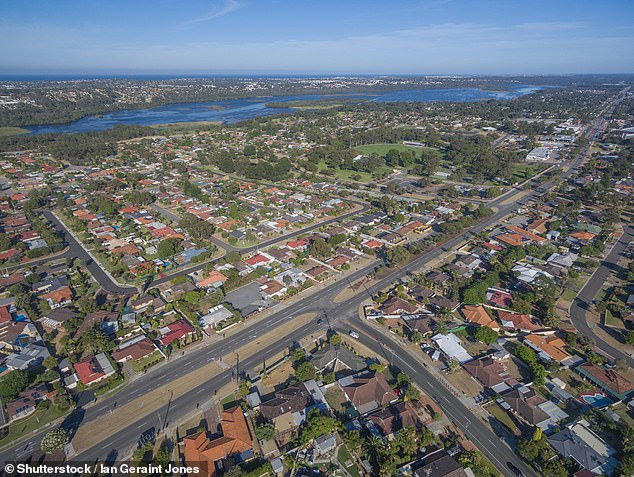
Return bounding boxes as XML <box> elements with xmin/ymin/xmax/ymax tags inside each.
<box><xmin>432</xmin><ymin>333</ymin><xmax>472</xmax><ymax>363</ymax></box>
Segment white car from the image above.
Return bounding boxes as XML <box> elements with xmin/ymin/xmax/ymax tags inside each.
<box><xmin>349</xmin><ymin>330</ymin><xmax>360</xmax><ymax>339</ymax></box>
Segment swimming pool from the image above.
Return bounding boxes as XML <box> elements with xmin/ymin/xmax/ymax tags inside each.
<box><xmin>13</xmin><ymin>314</ymin><xmax>28</xmax><ymax>322</ymax></box>
<box><xmin>581</xmin><ymin>392</ymin><xmax>613</xmax><ymax>408</ymax></box>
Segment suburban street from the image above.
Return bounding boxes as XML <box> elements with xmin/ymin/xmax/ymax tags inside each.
<box><xmin>569</xmin><ymin>224</ymin><xmax>634</xmax><ymax>367</ymax></box>
<box><xmin>344</xmin><ymin>318</ymin><xmax>536</xmax><ymax>477</ymax></box>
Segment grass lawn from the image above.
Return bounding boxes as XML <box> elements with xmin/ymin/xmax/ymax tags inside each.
<box><xmin>605</xmin><ymin>309</ymin><xmax>625</xmax><ymax>329</ymax></box>
<box><xmin>486</xmin><ymin>403</ymin><xmax>520</xmax><ymax>435</ymax></box>
<box><xmin>355</xmin><ymin>143</ymin><xmax>432</xmax><ymax>157</ymax></box>
<box><xmin>0</xmin><ymin>126</ymin><xmax>29</xmax><ymax>136</ymax></box>
<box><xmin>560</xmin><ymin>287</ymin><xmax>578</xmax><ymax>302</ymax></box>
<box><xmin>316</xmin><ymin>160</ymin><xmax>389</xmax><ymax>183</ymax></box>
<box><xmin>337</xmin><ymin>445</ymin><xmax>361</xmax><ymax>477</ymax></box>
<box><xmin>324</xmin><ymin>387</ymin><xmax>347</xmax><ymax>414</ymax></box>
<box><xmin>130</xmin><ymin>351</ymin><xmax>165</xmax><ymax>372</ymax></box>
<box><xmin>612</xmin><ymin>403</ymin><xmax>634</xmax><ymax>429</ymax></box>
<box><xmin>510</xmin><ymin>163</ymin><xmax>547</xmax><ymax>183</ymax></box>
<box><xmin>0</xmin><ymin>403</ymin><xmax>69</xmax><ymax>447</ymax></box>
<box><xmin>220</xmin><ymin>393</ymin><xmax>239</xmax><ymax>410</ymax></box>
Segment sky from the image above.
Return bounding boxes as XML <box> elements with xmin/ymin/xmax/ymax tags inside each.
<box><xmin>1</xmin><ymin>0</ymin><xmax>633</xmax><ymax>75</ymax></box>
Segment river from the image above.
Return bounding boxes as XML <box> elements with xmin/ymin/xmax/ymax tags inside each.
<box><xmin>25</xmin><ymin>85</ymin><xmax>545</xmax><ymax>135</ymax></box>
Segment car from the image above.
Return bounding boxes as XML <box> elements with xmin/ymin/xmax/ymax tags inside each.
<box><xmin>349</xmin><ymin>330</ymin><xmax>360</xmax><ymax>339</ymax></box>
<box><xmin>316</xmin><ymin>318</ymin><xmax>324</xmax><ymax>325</ymax></box>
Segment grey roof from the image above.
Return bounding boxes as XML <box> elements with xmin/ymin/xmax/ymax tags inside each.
<box><xmin>199</xmin><ymin>304</ymin><xmax>233</xmax><ymax>328</ymax></box>
<box><xmin>311</xmin><ymin>344</ymin><xmax>366</xmax><ymax>372</ymax></box>
<box><xmin>314</xmin><ymin>433</ymin><xmax>337</xmax><ymax>454</ymax></box>
<box><xmin>225</xmin><ymin>282</ymin><xmax>273</xmax><ymax>316</ymax></box>
<box><xmin>548</xmin><ymin>428</ymin><xmax>617</xmax><ymax>473</ymax></box>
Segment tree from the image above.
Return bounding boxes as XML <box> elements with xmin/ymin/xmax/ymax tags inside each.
<box><xmin>625</xmin><ymin>331</ymin><xmax>634</xmax><ymax>346</ymax></box>
<box><xmin>404</xmin><ymin>386</ymin><xmax>421</xmax><ymax>402</ymax></box>
<box><xmin>308</xmin><ymin>237</ymin><xmax>331</xmax><ymax>259</ymax></box>
<box><xmin>255</xmin><ymin>423</ymin><xmax>276</xmax><ymax>441</ymax></box>
<box><xmin>474</xmin><ymin>326</ymin><xmax>499</xmax><ymax>344</ymax></box>
<box><xmin>343</xmin><ymin>430</ymin><xmax>363</xmax><ymax>450</ymax></box>
<box><xmin>0</xmin><ymin>369</ymin><xmax>29</xmax><ymax>400</ymax></box>
<box><xmin>329</xmin><ymin>333</ymin><xmax>342</xmax><ymax>346</ymax></box>
<box><xmin>294</xmin><ymin>361</ymin><xmax>317</xmax><ymax>382</ymax></box>
<box><xmin>395</xmin><ymin>427</ymin><xmax>417</xmax><ymax>459</ymax></box>
<box><xmin>157</xmin><ymin>237</ymin><xmax>184</xmax><ymax>259</ymax></box>
<box><xmin>409</xmin><ymin>330</ymin><xmax>423</xmax><ymax>344</ymax></box>
<box><xmin>448</xmin><ymin>358</ymin><xmax>460</xmax><ymax>372</ymax></box>
<box><xmin>300</xmin><ymin>409</ymin><xmax>340</xmax><ymax>443</ymax></box>
<box><xmin>41</xmin><ymin>428</ymin><xmax>69</xmax><ymax>454</ymax></box>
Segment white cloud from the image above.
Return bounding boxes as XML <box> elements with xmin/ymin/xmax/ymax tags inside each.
<box><xmin>180</xmin><ymin>0</ymin><xmax>244</xmax><ymax>27</ymax></box>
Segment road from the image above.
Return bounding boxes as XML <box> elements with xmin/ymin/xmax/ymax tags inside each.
<box><xmin>41</xmin><ymin>210</ymin><xmax>137</xmax><ymax>295</ymax></box>
<box><xmin>345</xmin><ymin>319</ymin><xmax>535</xmax><ymax>477</ymax></box>
<box><xmin>4</xmin><ymin>90</ymin><xmax>624</xmax><ymax>472</ymax></box>
<box><xmin>569</xmin><ymin>224</ymin><xmax>634</xmax><ymax>367</ymax></box>
<box><xmin>0</xmin><ymin>173</ymin><xmax>548</xmax><ymax>467</ymax></box>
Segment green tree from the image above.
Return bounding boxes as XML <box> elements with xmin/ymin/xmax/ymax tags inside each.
<box><xmin>157</xmin><ymin>237</ymin><xmax>184</xmax><ymax>259</ymax></box>
<box><xmin>40</xmin><ymin>428</ymin><xmax>69</xmax><ymax>454</ymax></box>
<box><xmin>295</xmin><ymin>361</ymin><xmax>317</xmax><ymax>382</ymax></box>
<box><xmin>474</xmin><ymin>326</ymin><xmax>499</xmax><ymax>344</ymax></box>
<box><xmin>0</xmin><ymin>369</ymin><xmax>29</xmax><ymax>400</ymax></box>
<box><xmin>255</xmin><ymin>423</ymin><xmax>276</xmax><ymax>441</ymax></box>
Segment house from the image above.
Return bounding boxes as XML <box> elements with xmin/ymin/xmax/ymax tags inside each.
<box><xmin>129</xmin><ymin>295</ymin><xmax>166</xmax><ymax>313</ymax></box>
<box><xmin>463</xmin><ymin>356</ymin><xmax>517</xmax><ymax>393</ymax></box>
<box><xmin>259</xmin><ymin>280</ymin><xmax>287</xmax><ymax>299</ymax></box>
<box><xmin>260</xmin><ymin>383</ymin><xmax>311</xmax><ymax>421</ymax></box>
<box><xmin>199</xmin><ymin>305</ymin><xmax>234</xmax><ymax>330</ymax></box>
<box><xmin>432</xmin><ymin>333</ymin><xmax>472</xmax><ymax>363</ymax></box>
<box><xmin>38</xmin><ymin>308</ymin><xmax>78</xmax><ymax>330</ymax></box>
<box><xmin>461</xmin><ymin>305</ymin><xmax>499</xmax><ymax>331</ymax></box>
<box><xmin>42</xmin><ymin>286</ymin><xmax>72</xmax><ymax>309</ymax></box>
<box><xmin>523</xmin><ymin>334</ymin><xmax>574</xmax><ymax>365</ymax></box>
<box><xmin>6</xmin><ymin>384</ymin><xmax>53</xmax><ymax>422</ymax></box>
<box><xmin>367</xmin><ymin>402</ymin><xmax>420</xmax><ymax>437</ymax></box>
<box><xmin>339</xmin><ymin>372</ymin><xmax>398</xmax><ymax>415</ymax></box>
<box><xmin>379</xmin><ymin>296</ymin><xmax>419</xmax><ymax>316</ymax></box>
<box><xmin>412</xmin><ymin>451</ymin><xmax>469</xmax><ymax>477</ymax></box>
<box><xmin>158</xmin><ymin>320</ymin><xmax>195</xmax><ymax>347</ymax></box>
<box><xmin>182</xmin><ymin>406</ymin><xmax>253</xmax><ymax>477</ymax></box>
<box><xmin>497</xmin><ymin>310</ymin><xmax>539</xmax><ymax>332</ymax></box>
<box><xmin>74</xmin><ymin>352</ymin><xmax>116</xmax><ymax>386</ymax></box>
<box><xmin>501</xmin><ymin>387</ymin><xmax>551</xmax><ymax>429</ymax></box>
<box><xmin>310</xmin><ymin>344</ymin><xmax>366</xmax><ymax>373</ymax></box>
<box><xmin>112</xmin><ymin>337</ymin><xmax>157</xmax><ymax>363</ymax></box>
<box><xmin>487</xmin><ymin>289</ymin><xmax>513</xmax><ymax>308</ymax></box>
<box><xmin>4</xmin><ymin>343</ymin><xmax>51</xmax><ymax>371</ymax></box>
<box><xmin>196</xmin><ymin>271</ymin><xmax>229</xmax><ymax>290</ymax></box>
<box><xmin>158</xmin><ymin>280</ymin><xmax>197</xmax><ymax>302</ymax></box>
<box><xmin>314</xmin><ymin>433</ymin><xmax>337</xmax><ymax>455</ymax></box>
<box><xmin>548</xmin><ymin>419</ymin><xmax>619</xmax><ymax>475</ymax></box>
<box><xmin>428</xmin><ymin>295</ymin><xmax>460</xmax><ymax>312</ymax></box>
<box><xmin>574</xmin><ymin>363</ymin><xmax>634</xmax><ymax>401</ymax></box>
<box><xmin>306</xmin><ymin>265</ymin><xmax>332</xmax><ymax>282</ymax></box>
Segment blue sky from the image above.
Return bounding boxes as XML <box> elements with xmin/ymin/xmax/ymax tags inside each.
<box><xmin>1</xmin><ymin>0</ymin><xmax>633</xmax><ymax>75</ymax></box>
